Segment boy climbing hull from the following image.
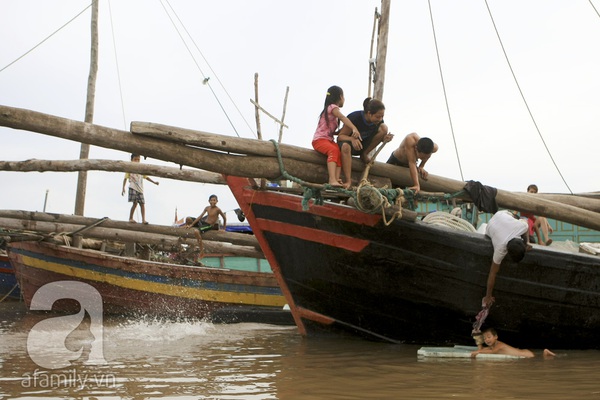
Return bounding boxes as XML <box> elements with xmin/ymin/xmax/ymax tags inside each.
<box><xmin>226</xmin><ymin>175</ymin><xmax>600</xmax><ymax>350</ymax></box>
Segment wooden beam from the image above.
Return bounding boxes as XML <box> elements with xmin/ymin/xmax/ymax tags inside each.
<box><xmin>1</xmin><ymin>105</ymin><xmax>599</xmax><ymax>230</ymax></box>
<box><xmin>0</xmin><ymin>159</ymin><xmax>225</xmax><ymax>184</ymax></box>
<box><xmin>0</xmin><ymin>210</ymin><xmax>260</xmax><ymax>250</ymax></box>
<box><xmin>0</xmin><ymin>218</ymin><xmax>263</xmax><ymax>258</ymax></box>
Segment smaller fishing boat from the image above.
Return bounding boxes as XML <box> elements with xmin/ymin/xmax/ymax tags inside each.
<box><xmin>8</xmin><ymin>240</ymin><xmax>292</xmax><ymax>324</ymax></box>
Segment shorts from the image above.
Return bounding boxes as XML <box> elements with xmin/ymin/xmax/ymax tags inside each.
<box><xmin>338</xmin><ymin>134</ymin><xmax>376</xmax><ymax>156</ymax></box>
<box><xmin>128</xmin><ymin>188</ymin><xmax>145</xmax><ymax>204</ymax></box>
<box><xmin>312</xmin><ymin>138</ymin><xmax>341</xmax><ymax>166</ymax></box>
<box><xmin>386</xmin><ymin>152</ymin><xmax>408</xmax><ymax>167</ymax></box>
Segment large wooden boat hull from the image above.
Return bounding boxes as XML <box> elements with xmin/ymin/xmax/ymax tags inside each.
<box><xmin>227</xmin><ymin>176</ymin><xmax>600</xmax><ymax>349</ymax></box>
<box><xmin>0</xmin><ymin>252</ymin><xmax>20</xmax><ymax>300</ymax></box>
<box><xmin>8</xmin><ymin>241</ymin><xmax>292</xmax><ymax>324</ymax></box>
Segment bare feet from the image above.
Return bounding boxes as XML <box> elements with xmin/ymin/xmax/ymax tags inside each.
<box><xmin>543</xmin><ymin>349</ymin><xmax>556</xmax><ymax>358</ymax></box>
<box><xmin>143</xmin><ymin>221</ymin><xmax>149</xmax><ymax>225</ymax></box>
<box><xmin>342</xmin><ymin>182</ymin><xmax>352</xmax><ymax>190</ymax></box>
<box><xmin>327</xmin><ymin>181</ymin><xmax>343</xmax><ymax>187</ymax></box>
<box><xmin>545</xmin><ymin>239</ymin><xmax>553</xmax><ymax>246</ymax></box>
<box><xmin>129</xmin><ymin>219</ymin><xmax>136</xmax><ymax>223</ymax></box>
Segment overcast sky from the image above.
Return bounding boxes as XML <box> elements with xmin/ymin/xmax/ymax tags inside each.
<box><xmin>1</xmin><ymin>0</ymin><xmax>599</xmax><ymax>226</ymax></box>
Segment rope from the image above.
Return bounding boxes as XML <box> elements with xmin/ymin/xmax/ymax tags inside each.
<box><xmin>427</xmin><ymin>0</ymin><xmax>464</xmax><ymax>181</ymax></box>
<box><xmin>355</xmin><ymin>179</ymin><xmax>404</xmax><ymax>226</ymax></box>
<box><xmin>472</xmin><ymin>304</ymin><xmax>491</xmax><ymax>334</ymax></box>
<box><xmin>269</xmin><ymin>140</ymin><xmax>356</xmax><ymax>210</ymax></box>
<box><xmin>402</xmin><ymin>190</ymin><xmax>466</xmax><ymax>212</ymax></box>
<box><xmin>0</xmin><ymin>284</ymin><xmax>19</xmax><ymax>303</ymax></box>
<box><xmin>484</xmin><ymin>0</ymin><xmax>572</xmax><ymax>194</ymax></box>
<box><xmin>269</xmin><ymin>140</ymin><xmax>407</xmax><ymax>225</ymax></box>
<box><xmin>52</xmin><ymin>232</ymin><xmax>72</xmax><ymax>246</ymax></box>
<box><xmin>0</xmin><ymin>4</ymin><xmax>92</xmax><ymax>73</ymax></box>
<box><xmin>422</xmin><ymin>212</ymin><xmax>476</xmax><ymax>232</ymax></box>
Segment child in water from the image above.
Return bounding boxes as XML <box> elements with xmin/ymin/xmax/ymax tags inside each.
<box><xmin>471</xmin><ymin>328</ymin><xmax>555</xmax><ymax>358</ymax></box>
<box><xmin>311</xmin><ymin>85</ymin><xmax>360</xmax><ymax>187</ymax></box>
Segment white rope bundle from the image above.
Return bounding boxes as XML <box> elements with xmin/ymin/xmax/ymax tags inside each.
<box><xmin>422</xmin><ymin>212</ymin><xmax>476</xmax><ymax>232</ymax></box>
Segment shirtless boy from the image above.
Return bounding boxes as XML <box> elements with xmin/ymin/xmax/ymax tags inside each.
<box><xmin>189</xmin><ymin>194</ymin><xmax>227</xmax><ymax>231</ymax></box>
<box><xmin>185</xmin><ymin>195</ymin><xmax>227</xmax><ymax>259</ymax></box>
<box><xmin>471</xmin><ymin>328</ymin><xmax>555</xmax><ymax>358</ymax></box>
<box><xmin>387</xmin><ymin>132</ymin><xmax>438</xmax><ymax>193</ymax></box>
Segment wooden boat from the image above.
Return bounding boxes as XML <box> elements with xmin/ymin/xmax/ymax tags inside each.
<box><xmin>7</xmin><ymin>240</ymin><xmax>292</xmax><ymax>324</ymax></box>
<box><xmin>0</xmin><ymin>0</ymin><xmax>598</xmax><ymax>350</ymax></box>
<box><xmin>0</xmin><ymin>251</ymin><xmax>20</xmax><ymax>300</ymax></box>
<box><xmin>1</xmin><ymin>103</ymin><xmax>599</xmax><ymax>347</ymax></box>
<box><xmin>226</xmin><ymin>175</ymin><xmax>600</xmax><ymax>349</ymax></box>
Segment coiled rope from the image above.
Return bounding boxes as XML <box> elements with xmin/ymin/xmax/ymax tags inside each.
<box><xmin>269</xmin><ymin>140</ymin><xmax>405</xmax><ymax>226</ymax></box>
<box><xmin>422</xmin><ymin>212</ymin><xmax>476</xmax><ymax>232</ymax></box>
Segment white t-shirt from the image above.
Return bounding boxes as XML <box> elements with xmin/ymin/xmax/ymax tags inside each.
<box><xmin>125</xmin><ymin>172</ymin><xmax>144</xmax><ymax>193</ymax></box>
<box><xmin>485</xmin><ymin>210</ymin><xmax>528</xmax><ymax>264</ymax></box>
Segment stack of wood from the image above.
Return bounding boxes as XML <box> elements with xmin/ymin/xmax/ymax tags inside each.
<box><xmin>0</xmin><ymin>210</ymin><xmax>263</xmax><ymax>260</ymax></box>
<box><xmin>0</xmin><ymin>105</ymin><xmax>599</xmax><ymax>231</ymax></box>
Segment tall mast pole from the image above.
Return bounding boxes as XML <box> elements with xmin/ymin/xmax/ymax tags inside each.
<box><xmin>373</xmin><ymin>0</ymin><xmax>390</xmax><ymax>101</ymax></box>
<box><xmin>74</xmin><ymin>0</ymin><xmax>99</xmax><ymax>215</ymax></box>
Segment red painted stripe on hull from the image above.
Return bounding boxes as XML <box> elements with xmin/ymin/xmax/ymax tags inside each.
<box><xmin>255</xmin><ymin>218</ymin><xmax>369</xmax><ymax>252</ymax></box>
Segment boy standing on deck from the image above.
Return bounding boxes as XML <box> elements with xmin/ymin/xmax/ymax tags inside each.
<box><xmin>121</xmin><ymin>154</ymin><xmax>159</xmax><ymax>224</ymax></box>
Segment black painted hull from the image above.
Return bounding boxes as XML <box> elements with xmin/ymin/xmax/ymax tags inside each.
<box><xmin>227</xmin><ymin>176</ymin><xmax>600</xmax><ymax>349</ymax></box>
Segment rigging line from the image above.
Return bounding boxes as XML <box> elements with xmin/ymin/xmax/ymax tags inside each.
<box><xmin>107</xmin><ymin>0</ymin><xmax>127</xmax><ymax>130</ymax></box>
<box><xmin>158</xmin><ymin>0</ymin><xmax>241</xmax><ymax>138</ymax></box>
<box><xmin>589</xmin><ymin>0</ymin><xmax>600</xmax><ymax>19</ymax></box>
<box><xmin>427</xmin><ymin>0</ymin><xmax>464</xmax><ymax>182</ymax></box>
<box><xmin>0</xmin><ymin>4</ymin><xmax>92</xmax><ymax>73</ymax></box>
<box><xmin>163</xmin><ymin>0</ymin><xmax>257</xmax><ymax>139</ymax></box>
<box><xmin>484</xmin><ymin>0</ymin><xmax>573</xmax><ymax>194</ymax></box>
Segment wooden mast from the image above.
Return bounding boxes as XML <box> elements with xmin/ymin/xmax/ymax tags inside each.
<box><xmin>74</xmin><ymin>0</ymin><xmax>99</xmax><ymax>216</ymax></box>
<box><xmin>373</xmin><ymin>0</ymin><xmax>390</xmax><ymax>101</ymax></box>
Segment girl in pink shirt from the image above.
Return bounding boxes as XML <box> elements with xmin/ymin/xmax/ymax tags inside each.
<box><xmin>312</xmin><ymin>86</ymin><xmax>359</xmax><ymax>187</ymax></box>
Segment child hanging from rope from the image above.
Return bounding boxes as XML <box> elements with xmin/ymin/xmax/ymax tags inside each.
<box><xmin>311</xmin><ymin>86</ymin><xmax>360</xmax><ymax>188</ymax></box>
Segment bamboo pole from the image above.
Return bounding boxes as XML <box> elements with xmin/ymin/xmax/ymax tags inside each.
<box><xmin>254</xmin><ymin>73</ymin><xmax>261</xmax><ymax>140</ymax></box>
<box><xmin>368</xmin><ymin>7</ymin><xmax>379</xmax><ymax>98</ymax></box>
<box><xmin>0</xmin><ymin>159</ymin><xmax>225</xmax><ymax>184</ymax></box>
<box><xmin>373</xmin><ymin>0</ymin><xmax>390</xmax><ymax>101</ymax></box>
<box><xmin>74</xmin><ymin>0</ymin><xmax>99</xmax><ymax>216</ymax></box>
<box><xmin>0</xmin><ymin>217</ymin><xmax>263</xmax><ymax>258</ymax></box>
<box><xmin>0</xmin><ymin>210</ymin><xmax>261</xmax><ymax>250</ymax></box>
<box><xmin>278</xmin><ymin>86</ymin><xmax>289</xmax><ymax>144</ymax></box>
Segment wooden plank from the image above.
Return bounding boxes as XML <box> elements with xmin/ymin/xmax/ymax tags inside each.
<box><xmin>0</xmin><ymin>210</ymin><xmax>261</xmax><ymax>250</ymax></box>
<box><xmin>0</xmin><ymin>217</ymin><xmax>263</xmax><ymax>258</ymax></box>
<box><xmin>0</xmin><ymin>159</ymin><xmax>225</xmax><ymax>184</ymax></box>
